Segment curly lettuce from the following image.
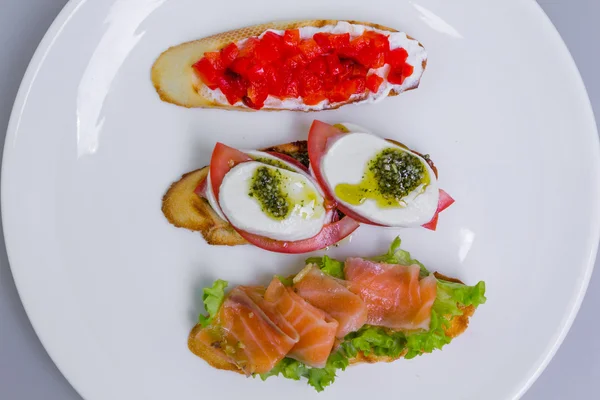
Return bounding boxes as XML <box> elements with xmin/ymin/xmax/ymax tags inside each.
<box><xmin>305</xmin><ymin>255</ymin><xmax>345</xmax><ymax>279</ymax></box>
<box><xmin>197</xmin><ymin>279</ymin><xmax>228</xmax><ymax>328</ymax></box>
<box><xmin>260</xmin><ymin>352</ymin><xmax>349</xmax><ymax>392</ymax></box>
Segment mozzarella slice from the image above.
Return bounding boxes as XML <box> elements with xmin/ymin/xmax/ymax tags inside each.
<box><xmin>204</xmin><ymin>173</ymin><xmax>227</xmax><ymax>221</ymax></box>
<box><xmin>219</xmin><ymin>161</ymin><xmax>327</xmax><ymax>241</ymax></box>
<box><xmin>321</xmin><ymin>132</ymin><xmax>439</xmax><ymax>226</ymax></box>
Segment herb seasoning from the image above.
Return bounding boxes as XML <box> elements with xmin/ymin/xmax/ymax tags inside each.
<box><xmin>248</xmin><ymin>166</ymin><xmax>291</xmax><ymax>219</ymax></box>
<box><xmin>335</xmin><ymin>147</ymin><xmax>429</xmax><ymax>207</ymax></box>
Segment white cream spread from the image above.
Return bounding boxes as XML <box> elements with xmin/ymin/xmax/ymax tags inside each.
<box><xmin>200</xmin><ymin>21</ymin><xmax>427</xmax><ymax>110</ymax></box>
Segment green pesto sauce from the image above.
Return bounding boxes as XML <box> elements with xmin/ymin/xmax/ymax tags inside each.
<box><xmin>249</xmin><ymin>166</ymin><xmax>290</xmax><ymax>220</ymax></box>
<box><xmin>252</xmin><ymin>157</ymin><xmax>294</xmax><ymax>172</ymax></box>
<box><xmin>335</xmin><ymin>148</ymin><xmax>429</xmax><ymax>208</ymax></box>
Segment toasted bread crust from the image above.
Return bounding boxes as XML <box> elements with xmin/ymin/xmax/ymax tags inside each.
<box><xmin>161</xmin><ymin>167</ymin><xmax>246</xmax><ymax>246</ymax></box>
<box><xmin>151</xmin><ymin>20</ymin><xmax>426</xmax><ymax>110</ymax></box>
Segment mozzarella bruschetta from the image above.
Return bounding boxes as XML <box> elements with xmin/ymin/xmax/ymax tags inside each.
<box><xmin>161</xmin><ymin>121</ymin><xmax>454</xmax><ymax>253</ymax></box>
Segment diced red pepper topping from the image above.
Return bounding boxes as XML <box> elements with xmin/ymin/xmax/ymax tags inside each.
<box><xmin>283</xmin><ymin>29</ymin><xmax>300</xmax><ymax>50</ymax></box>
<box><xmin>366</xmin><ymin>74</ymin><xmax>384</xmax><ymax>92</ymax></box>
<box><xmin>192</xmin><ymin>27</ymin><xmax>416</xmax><ymax>109</ymax></box>
<box><xmin>298</xmin><ymin>38</ymin><xmax>324</xmax><ymax>60</ymax></box>
<box><xmin>220</xmin><ymin>43</ymin><xmax>239</xmax><ymax>67</ymax></box>
<box><xmin>386</xmin><ymin>48</ymin><xmax>408</xmax><ymax>68</ymax></box>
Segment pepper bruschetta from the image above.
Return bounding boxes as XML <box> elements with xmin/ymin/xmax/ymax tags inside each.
<box><xmin>151</xmin><ymin>20</ymin><xmax>427</xmax><ymax>111</ymax></box>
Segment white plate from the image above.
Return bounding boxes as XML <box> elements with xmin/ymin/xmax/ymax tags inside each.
<box><xmin>3</xmin><ymin>0</ymin><xmax>599</xmax><ymax>399</ymax></box>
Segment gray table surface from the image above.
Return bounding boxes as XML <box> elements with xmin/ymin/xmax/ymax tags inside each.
<box><xmin>1</xmin><ymin>1</ymin><xmax>598</xmax><ymax>399</ymax></box>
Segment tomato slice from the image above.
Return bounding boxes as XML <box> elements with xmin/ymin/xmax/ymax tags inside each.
<box><xmin>209</xmin><ymin>143</ymin><xmax>253</xmax><ymax>202</ymax></box>
<box><xmin>422</xmin><ymin>189</ymin><xmax>454</xmax><ymax>231</ymax></box>
<box><xmin>194</xmin><ymin>175</ymin><xmax>208</xmax><ymax>198</ymax></box>
<box><xmin>307</xmin><ymin>120</ymin><xmax>344</xmax><ymax>197</ymax></box>
<box><xmin>234</xmin><ymin>216</ymin><xmax>360</xmax><ymax>254</ymax></box>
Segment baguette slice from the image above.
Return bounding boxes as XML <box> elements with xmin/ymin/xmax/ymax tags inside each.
<box><xmin>188</xmin><ymin>272</ymin><xmax>475</xmax><ymax>372</ymax></box>
<box><xmin>151</xmin><ymin>20</ymin><xmax>426</xmax><ymax>110</ymax></box>
<box><xmin>161</xmin><ymin>141</ymin><xmax>308</xmax><ymax>246</ymax></box>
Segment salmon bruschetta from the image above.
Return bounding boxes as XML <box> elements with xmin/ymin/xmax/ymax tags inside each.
<box><xmin>188</xmin><ymin>237</ymin><xmax>486</xmax><ymax>391</ymax></box>
<box><xmin>151</xmin><ymin>20</ymin><xmax>427</xmax><ymax>111</ymax></box>
<box><xmin>161</xmin><ymin>121</ymin><xmax>454</xmax><ymax>253</ymax></box>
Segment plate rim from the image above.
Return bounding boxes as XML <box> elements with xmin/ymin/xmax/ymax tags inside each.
<box><xmin>1</xmin><ymin>1</ymin><xmax>599</xmax><ymax>399</ymax></box>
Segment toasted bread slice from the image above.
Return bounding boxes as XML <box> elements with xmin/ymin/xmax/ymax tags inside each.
<box><xmin>151</xmin><ymin>20</ymin><xmax>426</xmax><ymax>110</ymax></box>
<box><xmin>162</xmin><ymin>141</ymin><xmax>308</xmax><ymax>246</ymax></box>
<box><xmin>161</xmin><ymin>167</ymin><xmax>246</xmax><ymax>246</ymax></box>
<box><xmin>188</xmin><ymin>272</ymin><xmax>475</xmax><ymax>372</ymax></box>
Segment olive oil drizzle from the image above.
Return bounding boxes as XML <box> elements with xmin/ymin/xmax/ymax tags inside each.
<box><xmin>335</xmin><ymin>147</ymin><xmax>429</xmax><ymax>208</ymax></box>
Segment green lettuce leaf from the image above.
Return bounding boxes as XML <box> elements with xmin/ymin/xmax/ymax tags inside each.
<box><xmin>276</xmin><ymin>275</ymin><xmax>294</xmax><ymax>286</ymax></box>
<box><xmin>260</xmin><ymin>352</ymin><xmax>349</xmax><ymax>392</ymax></box>
<box><xmin>342</xmin><ymin>326</ymin><xmax>406</xmax><ymax>358</ymax></box>
<box><xmin>305</xmin><ymin>255</ymin><xmax>345</xmax><ymax>279</ymax></box>
<box><xmin>259</xmin><ymin>358</ymin><xmax>308</xmax><ymax>381</ymax></box>
<box><xmin>403</xmin><ymin>310</ymin><xmax>452</xmax><ymax>359</ymax></box>
<box><xmin>433</xmin><ymin>279</ymin><xmax>487</xmax><ymax>317</ymax></box>
<box><xmin>197</xmin><ymin>279</ymin><xmax>228</xmax><ymax>328</ymax></box>
<box><xmin>370</xmin><ymin>236</ymin><xmax>428</xmax><ymax>276</ymax></box>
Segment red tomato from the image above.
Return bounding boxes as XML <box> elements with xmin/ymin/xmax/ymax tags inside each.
<box><xmin>209</xmin><ymin>143</ymin><xmax>253</xmax><ymax>201</ymax></box>
<box><xmin>194</xmin><ymin>175</ymin><xmax>208</xmax><ymax>198</ymax></box>
<box><xmin>234</xmin><ymin>216</ymin><xmax>360</xmax><ymax>254</ymax></box>
<box><xmin>422</xmin><ymin>190</ymin><xmax>455</xmax><ymax>231</ymax></box>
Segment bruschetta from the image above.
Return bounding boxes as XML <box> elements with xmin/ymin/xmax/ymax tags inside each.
<box><xmin>188</xmin><ymin>237</ymin><xmax>486</xmax><ymax>391</ymax></box>
<box><xmin>162</xmin><ymin>121</ymin><xmax>454</xmax><ymax>253</ymax></box>
<box><xmin>151</xmin><ymin>20</ymin><xmax>427</xmax><ymax>111</ymax></box>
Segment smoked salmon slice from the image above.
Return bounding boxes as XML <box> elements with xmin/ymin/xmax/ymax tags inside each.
<box><xmin>264</xmin><ymin>278</ymin><xmax>338</xmax><ymax>368</ymax></box>
<box><xmin>344</xmin><ymin>258</ymin><xmax>437</xmax><ymax>331</ymax></box>
<box><xmin>193</xmin><ymin>287</ymin><xmax>298</xmax><ymax>375</ymax></box>
<box><xmin>293</xmin><ymin>265</ymin><xmax>368</xmax><ymax>338</ymax></box>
